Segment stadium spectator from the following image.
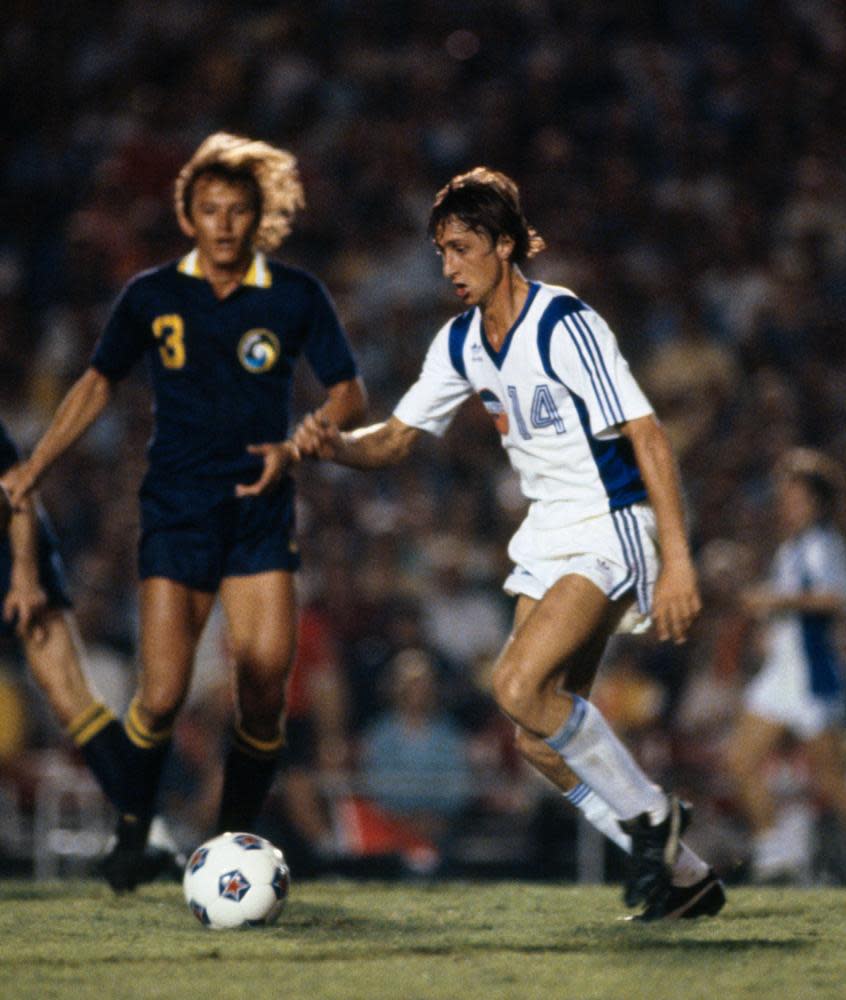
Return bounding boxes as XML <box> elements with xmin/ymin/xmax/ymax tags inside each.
<box><xmin>360</xmin><ymin>648</ymin><xmax>473</xmax><ymax>829</ymax></box>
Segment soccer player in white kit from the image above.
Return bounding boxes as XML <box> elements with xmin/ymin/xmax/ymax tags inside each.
<box><xmin>297</xmin><ymin>167</ymin><xmax>724</xmax><ymax>918</ymax></box>
<box><xmin>727</xmin><ymin>449</ymin><xmax>846</xmax><ymax>882</ymax></box>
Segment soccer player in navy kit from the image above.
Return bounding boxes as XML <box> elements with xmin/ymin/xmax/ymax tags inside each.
<box><xmin>0</xmin><ymin>420</ymin><xmax>137</xmax><ymax>821</ymax></box>
<box><xmin>3</xmin><ymin>133</ymin><xmax>367</xmax><ymax>889</ymax></box>
<box><xmin>297</xmin><ymin>168</ymin><xmax>724</xmax><ymax>919</ymax></box>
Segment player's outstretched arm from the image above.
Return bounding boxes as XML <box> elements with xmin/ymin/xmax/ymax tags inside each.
<box><xmin>3</xmin><ymin>493</ymin><xmax>48</xmax><ymax>640</ymax></box>
<box><xmin>620</xmin><ymin>413</ymin><xmax>701</xmax><ymax>644</ymax></box>
<box><xmin>741</xmin><ymin>584</ymin><xmax>846</xmax><ymax>618</ymax></box>
<box><xmin>310</xmin><ymin>376</ymin><xmax>368</xmax><ymax>431</ymax></box>
<box><xmin>1</xmin><ymin>368</ymin><xmax>113</xmax><ymax>508</ymax></box>
<box><xmin>237</xmin><ymin>377</ymin><xmax>367</xmax><ymax>497</ymax></box>
<box><xmin>296</xmin><ymin>414</ymin><xmax>421</xmax><ymax>469</ymax></box>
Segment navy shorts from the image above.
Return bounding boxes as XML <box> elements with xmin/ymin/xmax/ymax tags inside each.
<box><xmin>138</xmin><ymin>478</ymin><xmax>300</xmax><ymax>592</ymax></box>
<box><xmin>0</xmin><ymin>516</ymin><xmax>72</xmax><ymax>639</ymax></box>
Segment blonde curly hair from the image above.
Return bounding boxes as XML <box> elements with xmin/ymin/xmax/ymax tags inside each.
<box><xmin>174</xmin><ymin>132</ymin><xmax>305</xmax><ymax>253</ymax></box>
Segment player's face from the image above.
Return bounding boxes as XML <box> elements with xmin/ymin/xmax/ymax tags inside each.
<box><xmin>185</xmin><ymin>175</ymin><xmax>259</xmax><ymax>272</ymax></box>
<box><xmin>776</xmin><ymin>477</ymin><xmax>818</xmax><ymax>536</ymax></box>
<box><xmin>435</xmin><ymin>217</ymin><xmax>510</xmax><ymax>309</ymax></box>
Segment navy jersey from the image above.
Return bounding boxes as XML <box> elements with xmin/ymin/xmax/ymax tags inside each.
<box><xmin>91</xmin><ymin>251</ymin><xmax>358</xmax><ymax>497</ymax></box>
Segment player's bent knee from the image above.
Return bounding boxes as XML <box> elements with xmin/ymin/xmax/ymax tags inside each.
<box><xmin>135</xmin><ymin>687</ymin><xmax>185</xmax><ymax>730</ymax></box>
<box><xmin>491</xmin><ymin>662</ymin><xmax>537</xmax><ymax>727</ymax></box>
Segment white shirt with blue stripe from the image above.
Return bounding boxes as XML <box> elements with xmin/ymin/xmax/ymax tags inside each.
<box><xmin>764</xmin><ymin>525</ymin><xmax>846</xmax><ymax>698</ymax></box>
<box><xmin>393</xmin><ymin>281</ymin><xmax>654</xmax><ymax>526</ymax></box>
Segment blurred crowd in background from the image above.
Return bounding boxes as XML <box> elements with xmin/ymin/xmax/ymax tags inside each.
<box><xmin>1</xmin><ymin>0</ymin><xmax>846</xmax><ymax>882</ymax></box>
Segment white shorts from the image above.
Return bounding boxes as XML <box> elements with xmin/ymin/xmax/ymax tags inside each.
<box><xmin>503</xmin><ymin>502</ymin><xmax>659</xmax><ymax>634</ymax></box>
<box><xmin>745</xmin><ymin>656</ymin><xmax>844</xmax><ymax>739</ymax></box>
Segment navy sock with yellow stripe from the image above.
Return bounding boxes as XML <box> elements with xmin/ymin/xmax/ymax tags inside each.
<box><xmin>118</xmin><ymin>698</ymin><xmax>173</xmax><ymax>845</ymax></box>
<box><xmin>216</xmin><ymin>724</ymin><xmax>284</xmax><ymax>834</ymax></box>
<box><xmin>66</xmin><ymin>702</ymin><xmax>131</xmax><ymax>813</ymax></box>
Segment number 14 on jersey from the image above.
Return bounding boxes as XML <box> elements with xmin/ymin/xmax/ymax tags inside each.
<box><xmin>507</xmin><ymin>383</ymin><xmax>565</xmax><ymax>440</ymax></box>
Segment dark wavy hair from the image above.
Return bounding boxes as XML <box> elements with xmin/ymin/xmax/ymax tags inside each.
<box><xmin>428</xmin><ymin>167</ymin><xmax>546</xmax><ymax>267</ymax></box>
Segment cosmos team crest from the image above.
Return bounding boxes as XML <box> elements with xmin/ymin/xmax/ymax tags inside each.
<box><xmin>238</xmin><ymin>328</ymin><xmax>280</xmax><ymax>373</ymax></box>
<box><xmin>479</xmin><ymin>389</ymin><xmax>509</xmax><ymax>435</ymax></box>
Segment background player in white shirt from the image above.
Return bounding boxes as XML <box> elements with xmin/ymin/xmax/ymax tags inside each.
<box><xmin>296</xmin><ymin>167</ymin><xmax>723</xmax><ymax>919</ymax></box>
<box><xmin>727</xmin><ymin>448</ymin><xmax>846</xmax><ymax>882</ymax></box>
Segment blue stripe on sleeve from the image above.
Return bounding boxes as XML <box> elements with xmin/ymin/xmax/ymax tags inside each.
<box><xmin>538</xmin><ymin>294</ymin><xmax>646</xmax><ymax>510</ymax></box>
<box><xmin>562</xmin><ymin>316</ymin><xmax>615</xmax><ymax>427</ymax></box>
<box><xmin>570</xmin><ymin>310</ymin><xmax>625</xmax><ymax>423</ymax></box>
<box><xmin>448</xmin><ymin>311</ymin><xmax>474</xmax><ymax>380</ymax></box>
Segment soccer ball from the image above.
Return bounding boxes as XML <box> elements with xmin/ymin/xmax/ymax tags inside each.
<box><xmin>183</xmin><ymin>832</ymin><xmax>290</xmax><ymax>929</ymax></box>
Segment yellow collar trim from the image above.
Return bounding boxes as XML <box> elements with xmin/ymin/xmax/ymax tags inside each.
<box><xmin>177</xmin><ymin>250</ymin><xmax>272</xmax><ymax>288</ymax></box>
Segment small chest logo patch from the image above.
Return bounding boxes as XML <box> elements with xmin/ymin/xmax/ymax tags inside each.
<box><xmin>238</xmin><ymin>329</ymin><xmax>280</xmax><ymax>373</ymax></box>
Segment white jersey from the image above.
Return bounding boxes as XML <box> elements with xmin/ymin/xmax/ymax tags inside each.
<box><xmin>745</xmin><ymin>524</ymin><xmax>846</xmax><ymax>735</ymax></box>
<box><xmin>394</xmin><ymin>281</ymin><xmax>653</xmax><ymax>525</ymax></box>
<box><xmin>764</xmin><ymin>525</ymin><xmax>846</xmax><ymax>696</ymax></box>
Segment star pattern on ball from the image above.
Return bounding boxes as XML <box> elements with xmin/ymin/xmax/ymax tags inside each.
<box><xmin>219</xmin><ymin>869</ymin><xmax>251</xmax><ymax>902</ymax></box>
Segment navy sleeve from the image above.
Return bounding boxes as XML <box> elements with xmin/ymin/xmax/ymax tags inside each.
<box><xmin>0</xmin><ymin>422</ymin><xmax>20</xmax><ymax>475</ymax></box>
<box><xmin>302</xmin><ymin>279</ymin><xmax>358</xmax><ymax>387</ymax></box>
<box><xmin>90</xmin><ymin>280</ymin><xmax>150</xmax><ymax>380</ymax></box>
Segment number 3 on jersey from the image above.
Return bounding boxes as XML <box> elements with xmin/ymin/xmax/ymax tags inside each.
<box><xmin>507</xmin><ymin>384</ymin><xmax>565</xmax><ymax>440</ymax></box>
<box><xmin>152</xmin><ymin>314</ymin><xmax>187</xmax><ymax>369</ymax></box>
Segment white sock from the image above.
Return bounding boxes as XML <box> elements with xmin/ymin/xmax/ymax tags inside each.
<box><xmin>672</xmin><ymin>843</ymin><xmax>710</xmax><ymax>887</ymax></box>
<box><xmin>564</xmin><ymin>783</ymin><xmax>631</xmax><ymax>852</ymax></box>
<box><xmin>546</xmin><ymin>696</ymin><xmax>667</xmax><ymax>824</ymax></box>
<box><xmin>564</xmin><ymin>782</ymin><xmax>709</xmax><ymax>887</ymax></box>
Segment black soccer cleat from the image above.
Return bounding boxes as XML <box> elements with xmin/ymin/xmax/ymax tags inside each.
<box><xmin>99</xmin><ymin>843</ymin><xmax>182</xmax><ymax>892</ymax></box>
<box><xmin>631</xmin><ymin>868</ymin><xmax>726</xmax><ymax>922</ymax></box>
<box><xmin>98</xmin><ymin>844</ymin><xmax>145</xmax><ymax>893</ymax></box>
<box><xmin>619</xmin><ymin>795</ymin><xmax>691</xmax><ymax>908</ymax></box>
<box><xmin>97</xmin><ymin>814</ymin><xmax>166</xmax><ymax>893</ymax></box>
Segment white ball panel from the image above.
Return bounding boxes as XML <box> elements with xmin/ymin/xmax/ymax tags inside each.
<box><xmin>238</xmin><ymin>883</ymin><xmax>277</xmax><ymax>922</ymax></box>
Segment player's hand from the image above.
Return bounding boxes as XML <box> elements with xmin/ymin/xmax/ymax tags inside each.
<box><xmin>293</xmin><ymin>413</ymin><xmax>342</xmax><ymax>460</ymax></box>
<box><xmin>0</xmin><ymin>461</ymin><xmax>39</xmax><ymax>510</ymax></box>
<box><xmin>235</xmin><ymin>441</ymin><xmax>300</xmax><ymax>498</ymax></box>
<box><xmin>651</xmin><ymin>557</ymin><xmax>701</xmax><ymax>644</ymax></box>
<box><xmin>3</xmin><ymin>578</ymin><xmax>48</xmax><ymax>642</ymax></box>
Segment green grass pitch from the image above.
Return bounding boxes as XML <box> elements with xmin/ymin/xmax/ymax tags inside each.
<box><xmin>2</xmin><ymin>880</ymin><xmax>845</xmax><ymax>1000</ymax></box>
